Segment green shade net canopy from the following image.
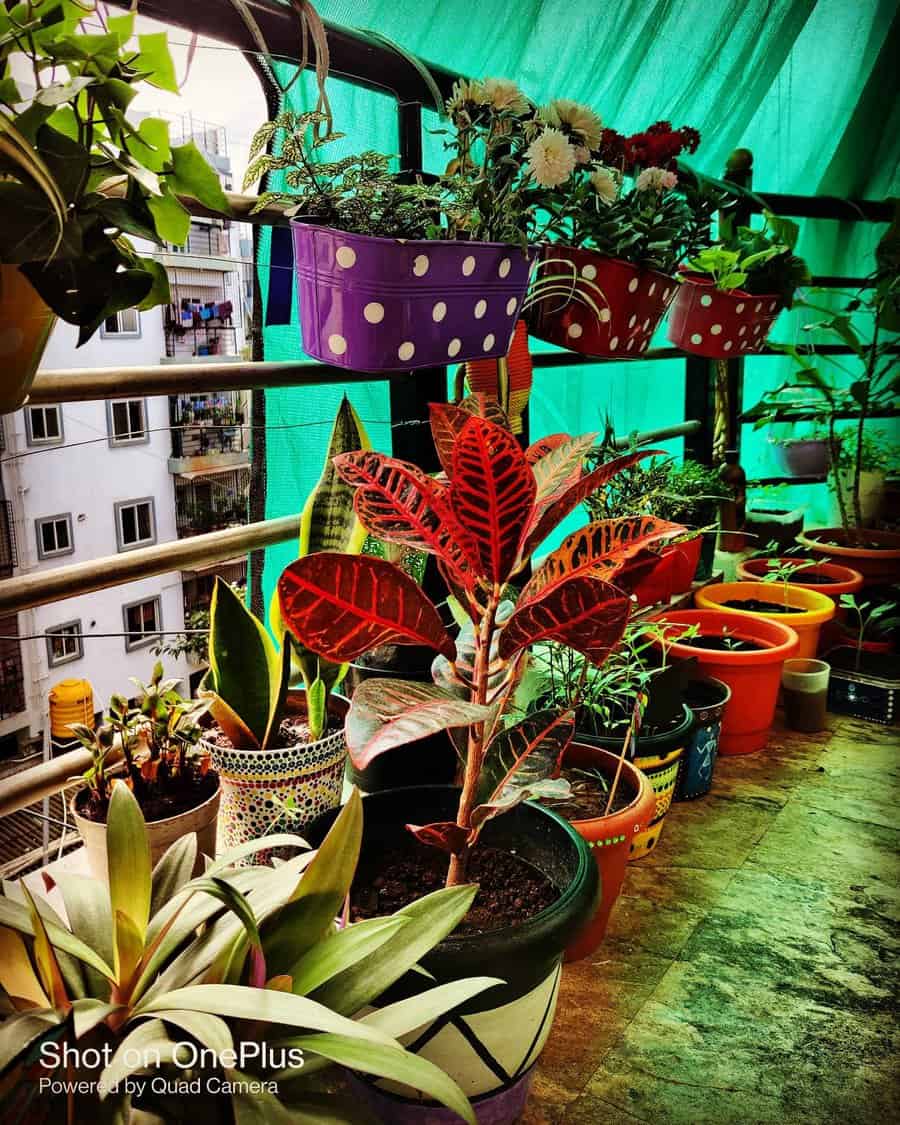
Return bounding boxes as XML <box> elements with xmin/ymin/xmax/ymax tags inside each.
<box><xmin>257</xmin><ymin>0</ymin><xmax>899</xmax><ymax>611</ymax></box>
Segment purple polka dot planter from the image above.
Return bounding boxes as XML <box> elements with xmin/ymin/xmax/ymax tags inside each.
<box><xmin>527</xmin><ymin>246</ymin><xmax>676</xmax><ymax>358</ymax></box>
<box><xmin>667</xmin><ymin>274</ymin><xmax>782</xmax><ymax>358</ymax></box>
<box><xmin>291</xmin><ymin>222</ymin><xmax>536</xmax><ymax>372</ymax></box>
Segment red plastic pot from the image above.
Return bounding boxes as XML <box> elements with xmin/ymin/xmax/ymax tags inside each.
<box><xmin>631</xmin><ymin>548</ymin><xmax>676</xmax><ymax>607</ymax></box>
<box><xmin>528</xmin><ymin>246</ymin><xmax>676</xmax><ymax>358</ymax></box>
<box><xmin>736</xmin><ymin>558</ymin><xmax>864</xmax><ymax>601</ymax></box>
<box><xmin>667</xmin><ymin>275</ymin><xmax>781</xmax><ymax>358</ymax></box>
<box><xmin>562</xmin><ymin>743</ymin><xmax>656</xmax><ymax>963</ymax></box>
<box><xmin>669</xmin><ymin>535</ymin><xmax>703</xmax><ymax>595</ymax></box>
<box><xmin>650</xmin><ymin>609</ymin><xmax>799</xmax><ymax>755</ymax></box>
<box><xmin>796</xmin><ymin>528</ymin><xmax>900</xmax><ymax>586</ymax></box>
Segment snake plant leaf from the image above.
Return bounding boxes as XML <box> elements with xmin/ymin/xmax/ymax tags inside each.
<box><xmin>0</xmin><ymin>926</ymin><xmax>50</xmax><ymax>1009</ymax></box>
<box><xmin>263</xmin><ymin>789</ymin><xmax>363</xmax><ymax>975</ymax></box>
<box><xmin>107</xmin><ymin>781</ymin><xmax>151</xmax><ymax>943</ymax></box>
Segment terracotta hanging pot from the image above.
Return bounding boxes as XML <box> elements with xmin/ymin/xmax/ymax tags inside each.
<box><xmin>667</xmin><ymin>274</ymin><xmax>781</xmax><ymax>358</ymax></box>
<box><xmin>528</xmin><ymin>246</ymin><xmax>676</xmax><ymax>358</ymax></box>
<box><xmin>464</xmin><ymin>319</ymin><xmax>533</xmax><ymax>434</ymax></box>
<box><xmin>291</xmin><ymin>222</ymin><xmax>535</xmax><ymax>372</ymax></box>
<box><xmin>0</xmin><ymin>265</ymin><xmax>56</xmax><ymax>412</ymax></box>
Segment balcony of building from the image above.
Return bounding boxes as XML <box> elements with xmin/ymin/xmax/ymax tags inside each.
<box><xmin>168</xmin><ymin>389</ymin><xmax>250</xmax><ymax>474</ymax></box>
<box><xmin>174</xmin><ymin>463</ymin><xmax>250</xmax><ymax>538</ymax></box>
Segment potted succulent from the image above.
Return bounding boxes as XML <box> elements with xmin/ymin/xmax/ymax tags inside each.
<box><xmin>278</xmin><ymin>398</ymin><xmax>683</xmax><ymax>1121</ymax></box>
<box><xmin>528</xmin><ymin>119</ymin><xmax>710</xmax><ymax>358</ymax></box>
<box><xmin>824</xmin><ymin>593</ymin><xmax>900</xmax><ymax>724</ymax></box>
<box><xmin>201</xmin><ymin>397</ymin><xmax>370</xmax><ymax>851</ymax></box>
<box><xmin>650</xmin><ymin>608</ymin><xmax>799</xmax><ymax>755</ymax></box>
<box><xmin>0</xmin><ymin>783</ymin><xmax>496</xmax><ymax>1124</ymax></box>
<box><xmin>69</xmin><ymin>663</ymin><xmax>218</xmax><ymax>881</ymax></box>
<box><xmin>0</xmin><ymin>3</ymin><xmax>228</xmax><ymax>409</ymax></box>
<box><xmin>667</xmin><ymin>213</ymin><xmax>809</xmax><ymax>358</ymax></box>
<box><xmin>244</xmin><ymin>74</ymin><xmax>573</xmax><ymax>373</ymax></box>
<box><xmin>695</xmin><ymin>578</ymin><xmax>835</xmax><ymax>659</ymax></box>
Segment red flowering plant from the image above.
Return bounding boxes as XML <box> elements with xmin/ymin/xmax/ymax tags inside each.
<box><xmin>276</xmin><ymin>397</ymin><xmax>684</xmax><ymax>885</ymax></box>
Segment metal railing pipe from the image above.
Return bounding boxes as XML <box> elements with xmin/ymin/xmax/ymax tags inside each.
<box><xmin>0</xmin><ymin>747</ymin><xmax>116</xmax><ymax>819</ymax></box>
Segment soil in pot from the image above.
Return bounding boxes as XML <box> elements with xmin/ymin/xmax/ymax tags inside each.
<box><xmin>789</xmin><ymin>572</ymin><xmax>839</xmax><ymax>585</ymax></box>
<box><xmin>75</xmin><ymin>770</ymin><xmax>218</xmax><ymax>826</ymax></box>
<box><xmin>203</xmin><ymin>715</ymin><xmax>340</xmax><ymax>750</ymax></box>
<box><xmin>678</xmin><ymin>634</ymin><xmax>766</xmax><ymax>653</ymax></box>
<box><xmin>540</xmin><ymin>766</ymin><xmax>638</xmax><ymax>822</ymax></box>
<box><xmin>721</xmin><ymin>597</ymin><xmax>796</xmax><ymax>614</ymax></box>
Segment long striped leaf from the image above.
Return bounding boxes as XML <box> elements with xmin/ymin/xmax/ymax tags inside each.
<box><xmin>299</xmin><ymin>394</ymin><xmax>370</xmax><ymax>556</ymax></box>
<box><xmin>451</xmin><ymin>415</ymin><xmax>536</xmax><ymax>583</ymax></box>
<box><xmin>429</xmin><ymin>396</ymin><xmax>510</xmax><ymax>477</ymax></box>
<box><xmin>278</xmin><ymin>553</ymin><xmax>454</xmax><ymax>663</ymax></box>
<box><xmin>106</xmin><ymin>782</ymin><xmax>151</xmax><ymax>945</ymax></box>
<box><xmin>499</xmin><ymin>576</ymin><xmax>631</xmax><ymax>664</ymax></box>
<box><xmin>522</xmin><ymin>515</ymin><xmax>686</xmax><ymax>603</ymax></box>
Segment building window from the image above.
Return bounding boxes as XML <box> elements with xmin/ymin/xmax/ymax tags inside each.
<box><xmin>101</xmin><ymin>309</ymin><xmax>141</xmax><ymax>337</ymax></box>
<box><xmin>47</xmin><ymin>621</ymin><xmax>82</xmax><ymax>667</ymax></box>
<box><xmin>114</xmin><ymin>498</ymin><xmax>156</xmax><ymax>552</ymax></box>
<box><xmin>107</xmin><ymin>399</ymin><xmax>148</xmax><ymax>446</ymax></box>
<box><xmin>35</xmin><ymin>514</ymin><xmax>73</xmax><ymax>560</ymax></box>
<box><xmin>122</xmin><ymin>597</ymin><xmax>161</xmax><ymax>651</ymax></box>
<box><xmin>25</xmin><ymin>406</ymin><xmax>63</xmax><ymax>446</ymax></box>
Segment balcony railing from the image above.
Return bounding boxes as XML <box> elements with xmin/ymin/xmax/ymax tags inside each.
<box><xmin>171</xmin><ymin>421</ymin><xmax>249</xmax><ymax>463</ymax></box>
<box><xmin>175</xmin><ymin>467</ymin><xmax>250</xmax><ymax>537</ymax></box>
<box><xmin>0</xmin><ymin>501</ymin><xmax>18</xmax><ymax>578</ymax></box>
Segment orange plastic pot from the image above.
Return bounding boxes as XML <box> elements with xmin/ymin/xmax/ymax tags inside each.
<box><xmin>736</xmin><ymin>558</ymin><xmax>864</xmax><ymax>601</ymax></box>
<box><xmin>797</xmin><ymin>528</ymin><xmax>900</xmax><ymax>586</ymax></box>
<box><xmin>650</xmin><ymin>609</ymin><xmax>799</xmax><ymax>755</ymax></box>
<box><xmin>0</xmin><ymin>265</ymin><xmax>56</xmax><ymax>412</ymax></box>
<box><xmin>561</xmin><ymin>743</ymin><xmax>656</xmax><ymax>962</ymax></box>
<box><xmin>695</xmin><ymin>581</ymin><xmax>834</xmax><ymax>659</ymax></box>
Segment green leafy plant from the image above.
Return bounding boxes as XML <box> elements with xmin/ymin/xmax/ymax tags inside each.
<box><xmin>838</xmin><ymin>593</ymin><xmax>900</xmax><ymax>670</ymax></box>
<box><xmin>0</xmin><ymin>784</ymin><xmax>492</xmax><ymax>1124</ymax></box>
<box><xmin>0</xmin><ymin>1</ymin><xmax>230</xmax><ymax>341</ymax></box>
<box><xmin>70</xmin><ymin>663</ymin><xmax>211</xmax><ymax>821</ymax></box>
<box><xmin>758</xmin><ymin>556</ymin><xmax>816</xmax><ymax>599</ymax></box>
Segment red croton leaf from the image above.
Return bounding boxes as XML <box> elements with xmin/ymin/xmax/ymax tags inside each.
<box><xmin>346</xmin><ymin>678</ymin><xmax>492</xmax><ymax>768</ymax></box>
<box><xmin>406</xmin><ymin>821</ymin><xmax>469</xmax><ymax>856</ymax></box>
<box><xmin>525</xmin><ymin>433</ymin><xmax>571</xmax><ymax>463</ymax></box>
<box><xmin>530</xmin><ymin>432</ymin><xmax>599</xmax><ymax>503</ymax></box>
<box><xmin>332</xmin><ymin>451</ymin><xmax>478</xmax><ymax>582</ymax></box>
<box><xmin>517</xmin><ymin>449</ymin><xmax>666</xmax><ymax>562</ymax></box>
<box><xmin>429</xmin><ymin>396</ymin><xmax>511</xmax><ymax>478</ymax></box>
<box><xmin>451</xmin><ymin>414</ymin><xmax>537</xmax><ymax>583</ymax></box>
<box><xmin>522</xmin><ymin>516</ymin><xmax>686</xmax><ymax>603</ymax></box>
<box><xmin>278</xmin><ymin>553</ymin><xmax>455</xmax><ymax>663</ymax></box>
<box><xmin>498</xmin><ymin>576</ymin><xmax>632</xmax><ymax>665</ymax></box>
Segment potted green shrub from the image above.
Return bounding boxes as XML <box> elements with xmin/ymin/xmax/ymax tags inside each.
<box><xmin>69</xmin><ymin>663</ymin><xmax>218</xmax><ymax>881</ymax></box>
<box><xmin>824</xmin><ymin>592</ymin><xmax>900</xmax><ymax>724</ymax></box>
<box><xmin>201</xmin><ymin>397</ymin><xmax>370</xmax><ymax>852</ymax></box>
<box><xmin>667</xmin><ymin>213</ymin><xmax>809</xmax><ymax>357</ymax></box>
<box><xmin>0</xmin><ymin>3</ymin><xmax>229</xmax><ymax>409</ymax></box>
<box><xmin>528</xmin><ymin>119</ymin><xmax>710</xmax><ymax>357</ymax></box>
<box><xmin>0</xmin><ymin>783</ymin><xmax>495</xmax><ymax>1124</ymax></box>
<box><xmin>277</xmin><ymin>397</ymin><xmax>684</xmax><ymax>1122</ymax></box>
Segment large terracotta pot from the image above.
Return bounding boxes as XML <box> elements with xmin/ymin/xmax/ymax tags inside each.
<box><xmin>309</xmin><ymin>787</ymin><xmax>598</xmax><ymax>1125</ymax></box>
<box><xmin>291</xmin><ymin>222</ymin><xmax>535</xmax><ymax>373</ymax></box>
<box><xmin>558</xmin><ymin>742</ymin><xmax>656</xmax><ymax>961</ymax></box>
<box><xmin>650</xmin><ymin>609</ymin><xmax>799</xmax><ymax>755</ymax></box>
<box><xmin>0</xmin><ymin>265</ymin><xmax>56</xmax><ymax>412</ymax></box>
<box><xmin>72</xmin><ymin>783</ymin><xmax>220</xmax><ymax>881</ymax></box>
<box><xmin>696</xmin><ymin>580</ymin><xmax>835</xmax><ymax>659</ymax></box>
<box><xmin>667</xmin><ymin>274</ymin><xmax>781</xmax><ymax>357</ymax></box>
<box><xmin>797</xmin><ymin>527</ymin><xmax>900</xmax><ymax>586</ymax></box>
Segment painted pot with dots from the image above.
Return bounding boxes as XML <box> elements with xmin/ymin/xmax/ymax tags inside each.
<box><xmin>291</xmin><ymin>222</ymin><xmax>536</xmax><ymax>373</ymax></box>
<box><xmin>527</xmin><ymin>246</ymin><xmax>676</xmax><ymax>358</ymax></box>
<box><xmin>667</xmin><ymin>274</ymin><xmax>782</xmax><ymax>358</ymax></box>
<box><xmin>206</xmin><ymin>692</ymin><xmax>348</xmax><ymax>862</ymax></box>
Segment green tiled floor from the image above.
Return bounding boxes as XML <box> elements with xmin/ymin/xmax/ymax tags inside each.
<box><xmin>524</xmin><ymin>714</ymin><xmax>899</xmax><ymax>1124</ymax></box>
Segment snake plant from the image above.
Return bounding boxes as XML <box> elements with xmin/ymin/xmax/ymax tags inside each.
<box><xmin>0</xmin><ymin>784</ymin><xmax>491</xmax><ymax>1124</ymax></box>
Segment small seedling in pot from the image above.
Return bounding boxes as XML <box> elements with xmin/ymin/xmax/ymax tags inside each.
<box><xmin>759</xmin><ymin>556</ymin><xmax>816</xmax><ymax>600</ymax></box>
<box><xmin>838</xmin><ymin>593</ymin><xmax>900</xmax><ymax>671</ymax></box>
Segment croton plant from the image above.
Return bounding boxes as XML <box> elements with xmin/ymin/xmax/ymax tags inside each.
<box><xmin>277</xmin><ymin>397</ymin><xmax>683</xmax><ymax>885</ymax></box>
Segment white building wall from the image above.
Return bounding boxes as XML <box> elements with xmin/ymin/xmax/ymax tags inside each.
<box><xmin>4</xmin><ymin>310</ymin><xmax>191</xmax><ymax>741</ymax></box>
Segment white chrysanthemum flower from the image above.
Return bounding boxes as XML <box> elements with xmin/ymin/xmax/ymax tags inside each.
<box><xmin>635</xmin><ymin>166</ymin><xmax>678</xmax><ymax>193</ymax></box>
<box><xmin>483</xmin><ymin>77</ymin><xmax>530</xmax><ymax>115</ymax></box>
<box><xmin>526</xmin><ymin>128</ymin><xmax>577</xmax><ymax>188</ymax></box>
<box><xmin>590</xmin><ymin>166</ymin><xmax>620</xmax><ymax>204</ymax></box>
<box><xmin>545</xmin><ymin>99</ymin><xmax>603</xmax><ymax>150</ymax></box>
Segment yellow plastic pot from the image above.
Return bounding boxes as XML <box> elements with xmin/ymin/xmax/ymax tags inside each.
<box><xmin>0</xmin><ymin>265</ymin><xmax>56</xmax><ymax>412</ymax></box>
<box><xmin>695</xmin><ymin>581</ymin><xmax>835</xmax><ymax>659</ymax></box>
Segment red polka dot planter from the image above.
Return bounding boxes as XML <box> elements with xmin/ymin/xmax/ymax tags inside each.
<box><xmin>667</xmin><ymin>275</ymin><xmax>782</xmax><ymax>358</ymax></box>
<box><xmin>291</xmin><ymin>222</ymin><xmax>535</xmax><ymax>373</ymax></box>
<box><xmin>527</xmin><ymin>246</ymin><xmax>676</xmax><ymax>358</ymax></box>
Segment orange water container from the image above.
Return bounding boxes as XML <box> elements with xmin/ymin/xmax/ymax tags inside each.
<box><xmin>49</xmin><ymin>679</ymin><xmax>95</xmax><ymax>742</ymax></box>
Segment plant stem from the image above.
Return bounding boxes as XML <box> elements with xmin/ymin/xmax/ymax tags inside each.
<box><xmin>828</xmin><ymin>413</ymin><xmax>850</xmax><ymax>539</ymax></box>
<box><xmin>447</xmin><ymin>591</ymin><xmax>499</xmax><ymax>887</ymax></box>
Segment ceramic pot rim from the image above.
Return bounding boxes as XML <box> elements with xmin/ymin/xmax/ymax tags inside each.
<box><xmin>683</xmin><ymin>675</ymin><xmax>732</xmax><ymax>709</ymax></box>
<box><xmin>737</xmin><ymin>557</ymin><xmax>864</xmax><ymax>592</ymax></box>
<box><xmin>696</xmin><ymin>580</ymin><xmax>836</xmax><ymax>624</ymax></box>
<box><xmin>291</xmin><ymin>219</ymin><xmax>536</xmax><ymax>256</ymax></box>
<box><xmin>201</xmin><ymin>691</ymin><xmax>348</xmax><ymax>765</ymax></box>
<box><xmin>797</xmin><ymin>527</ymin><xmax>900</xmax><ymax>560</ymax></box>
<box><xmin>651</xmin><ymin>608</ymin><xmax>800</xmax><ymax>662</ymax></box>
<box><xmin>71</xmin><ymin>779</ymin><xmax>220</xmax><ymax>830</ymax></box>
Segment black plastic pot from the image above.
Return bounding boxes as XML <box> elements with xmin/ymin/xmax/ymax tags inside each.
<box><xmin>745</xmin><ymin>506</ymin><xmax>804</xmax><ymax>553</ymax></box>
<box><xmin>825</xmin><ymin>646</ymin><xmax>899</xmax><ymax>725</ymax></box>
<box><xmin>308</xmin><ymin>786</ymin><xmax>598</xmax><ymax>1124</ymax></box>
<box><xmin>344</xmin><ymin>645</ymin><xmax>458</xmax><ymax>791</ymax></box>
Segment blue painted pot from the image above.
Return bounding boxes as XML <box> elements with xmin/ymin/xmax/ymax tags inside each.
<box><xmin>675</xmin><ymin>677</ymin><xmax>731</xmax><ymax>800</ymax></box>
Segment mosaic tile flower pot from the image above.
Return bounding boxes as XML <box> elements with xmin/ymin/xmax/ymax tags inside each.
<box><xmin>675</xmin><ymin>677</ymin><xmax>731</xmax><ymax>800</ymax></box>
<box><xmin>528</xmin><ymin>246</ymin><xmax>676</xmax><ymax>358</ymax></box>
<box><xmin>291</xmin><ymin>222</ymin><xmax>534</xmax><ymax>372</ymax></box>
<box><xmin>558</xmin><ymin>742</ymin><xmax>656</xmax><ymax>960</ymax></box>
<box><xmin>0</xmin><ymin>264</ymin><xmax>56</xmax><ymax>412</ymax></box>
<box><xmin>309</xmin><ymin>787</ymin><xmax>598</xmax><ymax>1125</ymax></box>
<box><xmin>207</xmin><ymin>692</ymin><xmax>347</xmax><ymax>857</ymax></box>
<box><xmin>667</xmin><ymin>275</ymin><xmax>781</xmax><ymax>358</ymax></box>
